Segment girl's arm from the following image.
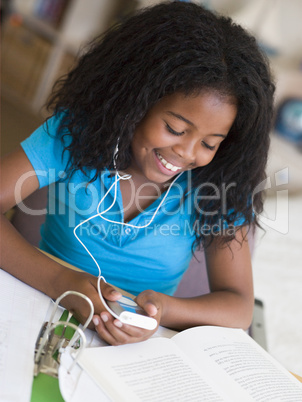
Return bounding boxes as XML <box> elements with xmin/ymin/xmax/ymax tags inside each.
<box><xmin>136</xmin><ymin>226</ymin><xmax>254</xmax><ymax>331</ymax></box>
<box><xmin>0</xmin><ymin>147</ymin><xmax>122</xmax><ymax>326</ymax></box>
<box><xmin>94</xmin><ymin>225</ymin><xmax>254</xmax><ymax>344</ymax></box>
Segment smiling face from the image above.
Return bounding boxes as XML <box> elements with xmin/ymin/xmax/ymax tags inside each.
<box><xmin>129</xmin><ymin>91</ymin><xmax>237</xmax><ymax>184</ymax></box>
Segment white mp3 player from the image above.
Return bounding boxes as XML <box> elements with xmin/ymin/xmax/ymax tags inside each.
<box><xmin>106</xmin><ymin>295</ymin><xmax>157</xmax><ymax>330</ymax></box>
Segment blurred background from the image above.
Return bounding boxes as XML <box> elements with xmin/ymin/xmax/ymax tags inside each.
<box><xmin>1</xmin><ymin>0</ymin><xmax>302</xmax><ymax>375</ymax></box>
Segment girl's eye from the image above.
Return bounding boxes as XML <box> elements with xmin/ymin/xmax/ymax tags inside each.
<box><xmin>202</xmin><ymin>141</ymin><xmax>216</xmax><ymax>151</ymax></box>
<box><xmin>165</xmin><ymin>123</ymin><xmax>184</xmax><ymax>136</ymax></box>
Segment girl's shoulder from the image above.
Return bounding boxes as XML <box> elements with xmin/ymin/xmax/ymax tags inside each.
<box><xmin>20</xmin><ymin>113</ymin><xmax>71</xmax><ymax>188</ymax></box>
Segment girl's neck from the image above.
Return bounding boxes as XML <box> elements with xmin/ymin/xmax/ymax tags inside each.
<box><xmin>118</xmin><ymin>168</ymin><xmax>173</xmax><ymax>223</ymax></box>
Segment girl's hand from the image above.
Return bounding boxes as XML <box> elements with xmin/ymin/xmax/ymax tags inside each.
<box><xmin>93</xmin><ymin>289</ymin><xmax>162</xmax><ymax>345</ymax></box>
<box><xmin>55</xmin><ymin>269</ymin><xmax>121</xmax><ymax>329</ymax></box>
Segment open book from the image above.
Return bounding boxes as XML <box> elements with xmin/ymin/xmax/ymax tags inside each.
<box><xmin>74</xmin><ymin>326</ymin><xmax>302</xmax><ymax>401</ymax></box>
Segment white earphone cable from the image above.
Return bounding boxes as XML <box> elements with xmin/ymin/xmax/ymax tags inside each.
<box><xmin>73</xmin><ymin>169</ymin><xmax>183</xmax><ymax>314</ymax></box>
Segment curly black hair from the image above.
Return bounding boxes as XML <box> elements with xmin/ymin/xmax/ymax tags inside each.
<box><xmin>46</xmin><ymin>1</ymin><xmax>275</xmax><ymax>248</ymax></box>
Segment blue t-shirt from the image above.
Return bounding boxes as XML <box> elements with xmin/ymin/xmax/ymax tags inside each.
<box><xmin>21</xmin><ymin>115</ymin><xmax>244</xmax><ymax>295</ymax></box>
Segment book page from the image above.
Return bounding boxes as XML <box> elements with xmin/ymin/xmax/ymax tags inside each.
<box><xmin>59</xmin><ymin>349</ymin><xmax>111</xmax><ymax>402</ymax></box>
<box><xmin>173</xmin><ymin>326</ymin><xmax>302</xmax><ymax>402</ymax></box>
<box><xmin>59</xmin><ymin>325</ymin><xmax>177</xmax><ymax>401</ymax></box>
<box><xmin>0</xmin><ymin>269</ymin><xmax>52</xmax><ymax>401</ymax></box>
<box><xmin>77</xmin><ymin>337</ymin><xmax>241</xmax><ymax>402</ymax></box>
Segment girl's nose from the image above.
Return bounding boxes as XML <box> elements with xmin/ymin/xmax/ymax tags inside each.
<box><xmin>172</xmin><ymin>138</ymin><xmax>197</xmax><ymax>165</ymax></box>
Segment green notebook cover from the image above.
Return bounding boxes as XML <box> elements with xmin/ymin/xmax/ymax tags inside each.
<box><xmin>31</xmin><ymin>310</ymin><xmax>79</xmax><ymax>402</ymax></box>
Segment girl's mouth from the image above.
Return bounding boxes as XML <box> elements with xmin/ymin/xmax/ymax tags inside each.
<box><xmin>155</xmin><ymin>151</ymin><xmax>182</xmax><ymax>173</ymax></box>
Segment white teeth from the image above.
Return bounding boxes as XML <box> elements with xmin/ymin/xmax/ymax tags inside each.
<box><xmin>156</xmin><ymin>152</ymin><xmax>181</xmax><ymax>172</ymax></box>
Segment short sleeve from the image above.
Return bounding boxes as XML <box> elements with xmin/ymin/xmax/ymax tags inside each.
<box><xmin>21</xmin><ymin>114</ymin><xmax>70</xmax><ymax>188</ymax></box>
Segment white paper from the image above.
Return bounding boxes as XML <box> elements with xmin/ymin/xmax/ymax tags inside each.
<box><xmin>58</xmin><ymin>324</ymin><xmax>178</xmax><ymax>401</ymax></box>
<box><xmin>76</xmin><ymin>338</ymin><xmax>230</xmax><ymax>402</ymax></box>
<box><xmin>59</xmin><ymin>351</ymin><xmax>111</xmax><ymax>402</ymax></box>
<box><xmin>0</xmin><ymin>269</ymin><xmax>53</xmax><ymax>402</ymax></box>
<box><xmin>74</xmin><ymin>326</ymin><xmax>302</xmax><ymax>402</ymax></box>
<box><xmin>173</xmin><ymin>327</ymin><xmax>302</xmax><ymax>401</ymax></box>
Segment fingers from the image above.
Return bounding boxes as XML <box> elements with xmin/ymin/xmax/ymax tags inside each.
<box><xmin>135</xmin><ymin>289</ymin><xmax>161</xmax><ymax>317</ymax></box>
<box><xmin>92</xmin><ymin>311</ymin><xmax>155</xmax><ymax>346</ymax></box>
<box><xmin>142</xmin><ymin>301</ymin><xmax>158</xmax><ymax>317</ymax></box>
<box><xmin>99</xmin><ymin>280</ymin><xmax>122</xmax><ymax>301</ymax></box>
<box><xmin>91</xmin><ymin>286</ymin><xmax>162</xmax><ymax>345</ymax></box>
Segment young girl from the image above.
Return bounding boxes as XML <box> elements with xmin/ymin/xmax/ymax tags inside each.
<box><xmin>0</xmin><ymin>2</ymin><xmax>274</xmax><ymax>345</ymax></box>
